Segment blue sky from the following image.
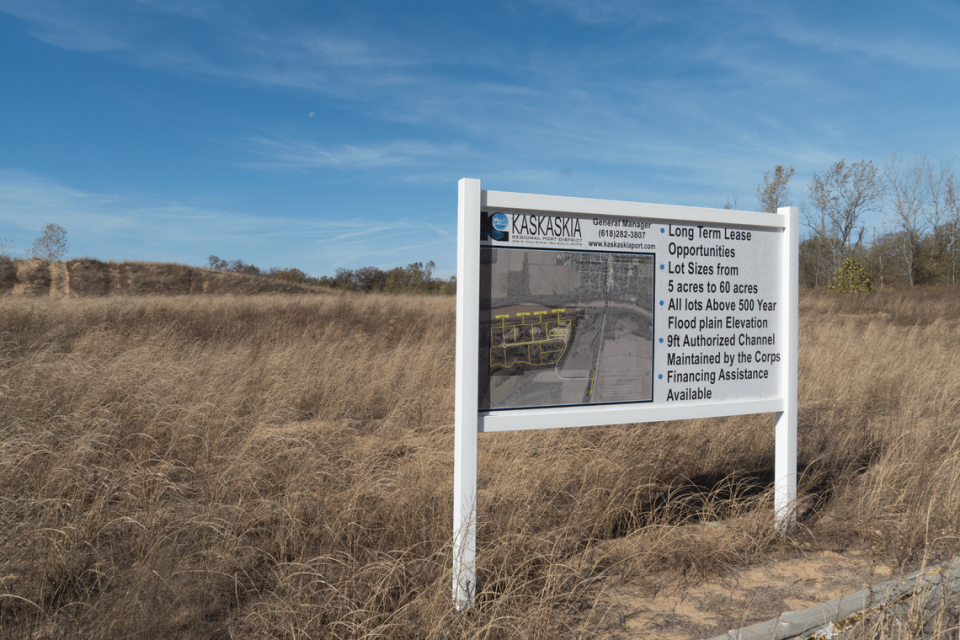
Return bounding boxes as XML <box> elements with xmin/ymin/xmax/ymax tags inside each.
<box><xmin>1</xmin><ymin>0</ymin><xmax>958</xmax><ymax>279</ymax></box>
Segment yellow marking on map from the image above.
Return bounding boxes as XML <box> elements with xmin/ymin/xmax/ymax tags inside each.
<box><xmin>490</xmin><ymin>317</ymin><xmax>573</xmax><ymax>370</ymax></box>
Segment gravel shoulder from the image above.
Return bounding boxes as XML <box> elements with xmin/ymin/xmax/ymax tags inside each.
<box><xmin>591</xmin><ymin>544</ymin><xmax>950</xmax><ymax>639</ymax></box>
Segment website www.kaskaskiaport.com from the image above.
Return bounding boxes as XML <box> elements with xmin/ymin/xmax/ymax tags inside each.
<box><xmin>588</xmin><ymin>240</ymin><xmax>656</xmax><ymax>251</ymax></box>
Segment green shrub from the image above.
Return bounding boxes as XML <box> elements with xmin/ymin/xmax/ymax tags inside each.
<box><xmin>828</xmin><ymin>257</ymin><xmax>874</xmax><ymax>293</ymax></box>
<box><xmin>271</xmin><ymin>267</ymin><xmax>308</xmax><ymax>284</ymax></box>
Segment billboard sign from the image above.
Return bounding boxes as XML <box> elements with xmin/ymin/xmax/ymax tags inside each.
<box><xmin>453</xmin><ymin>179</ymin><xmax>798</xmax><ymax>609</ymax></box>
<box><xmin>478</xmin><ymin>209</ymin><xmax>785</xmax><ymax>412</ymax></box>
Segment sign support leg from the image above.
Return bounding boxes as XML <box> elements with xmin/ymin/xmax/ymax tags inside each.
<box><xmin>452</xmin><ymin>427</ymin><xmax>477</xmax><ymax>609</ymax></box>
<box><xmin>454</xmin><ymin>179</ymin><xmax>481</xmax><ymax>609</ymax></box>
<box><xmin>775</xmin><ymin>206</ymin><xmax>799</xmax><ymax>534</ymax></box>
<box><xmin>774</xmin><ymin>410</ymin><xmax>796</xmax><ymax>533</ymax></box>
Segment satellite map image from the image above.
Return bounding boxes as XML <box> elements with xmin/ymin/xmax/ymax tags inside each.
<box><xmin>479</xmin><ymin>247</ymin><xmax>655</xmax><ymax>410</ymax></box>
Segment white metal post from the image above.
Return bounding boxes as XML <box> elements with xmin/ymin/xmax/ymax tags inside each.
<box><xmin>775</xmin><ymin>206</ymin><xmax>799</xmax><ymax>534</ymax></box>
<box><xmin>453</xmin><ymin>178</ymin><xmax>481</xmax><ymax>609</ymax></box>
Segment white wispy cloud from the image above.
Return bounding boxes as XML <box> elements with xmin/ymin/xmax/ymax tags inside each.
<box><xmin>0</xmin><ymin>0</ymin><xmax>131</xmax><ymax>51</ymax></box>
<box><xmin>0</xmin><ymin>1</ymin><xmax>854</xmax><ymax>209</ymax></box>
<box><xmin>527</xmin><ymin>0</ymin><xmax>671</xmax><ymax>25</ymax></box>
<box><xmin>0</xmin><ymin>170</ymin><xmax>450</xmax><ymax>271</ymax></box>
<box><xmin>0</xmin><ymin>0</ymin><xmax>784</xmax><ymax>166</ymax></box>
<box><xmin>778</xmin><ymin>22</ymin><xmax>960</xmax><ymax>71</ymax></box>
<box><xmin>2</xmin><ymin>0</ymin><xmax>952</xmax><ymax>227</ymax></box>
<box><xmin>750</xmin><ymin>2</ymin><xmax>960</xmax><ymax>71</ymax></box>
<box><xmin>240</xmin><ymin>136</ymin><xmax>464</xmax><ymax>171</ymax></box>
<box><xmin>0</xmin><ymin>0</ymin><xmax>424</xmax><ymax>101</ymax></box>
<box><xmin>129</xmin><ymin>0</ymin><xmax>221</xmax><ymax>21</ymax></box>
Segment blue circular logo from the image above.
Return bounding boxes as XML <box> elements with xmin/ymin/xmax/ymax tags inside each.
<box><xmin>491</xmin><ymin>213</ymin><xmax>509</xmax><ymax>231</ymax></box>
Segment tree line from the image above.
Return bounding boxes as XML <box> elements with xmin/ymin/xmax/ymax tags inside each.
<box><xmin>12</xmin><ymin>155</ymin><xmax>959</xmax><ymax>294</ymax></box>
<box><xmin>732</xmin><ymin>153</ymin><xmax>960</xmax><ymax>289</ymax></box>
<box><xmin>207</xmin><ymin>255</ymin><xmax>457</xmax><ymax>295</ymax></box>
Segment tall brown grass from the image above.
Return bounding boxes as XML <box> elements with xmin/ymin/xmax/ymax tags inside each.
<box><xmin>1</xmin><ymin>289</ymin><xmax>960</xmax><ymax>638</ymax></box>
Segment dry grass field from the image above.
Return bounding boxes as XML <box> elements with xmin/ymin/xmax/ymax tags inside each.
<box><xmin>2</xmin><ymin>288</ymin><xmax>960</xmax><ymax>638</ymax></box>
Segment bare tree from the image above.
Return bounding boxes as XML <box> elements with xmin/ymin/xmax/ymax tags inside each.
<box><xmin>208</xmin><ymin>255</ymin><xmax>228</xmax><ymax>270</ymax></box>
<box><xmin>757</xmin><ymin>165</ymin><xmax>795</xmax><ymax>213</ymax></box>
<box><xmin>807</xmin><ymin>160</ymin><xmax>885</xmax><ymax>268</ymax></box>
<box><xmin>800</xmin><ymin>186</ymin><xmax>834</xmax><ymax>288</ymax></box>
<box><xmin>944</xmin><ymin>174</ymin><xmax>960</xmax><ymax>285</ymax></box>
<box><xmin>722</xmin><ymin>188</ymin><xmax>743</xmax><ymax>210</ymax></box>
<box><xmin>0</xmin><ymin>237</ymin><xmax>13</xmax><ymax>261</ymax></box>
<box><xmin>923</xmin><ymin>156</ymin><xmax>955</xmax><ymax>284</ymax></box>
<box><xmin>884</xmin><ymin>153</ymin><xmax>929</xmax><ymax>288</ymax></box>
<box><xmin>30</xmin><ymin>223</ymin><xmax>68</xmax><ymax>262</ymax></box>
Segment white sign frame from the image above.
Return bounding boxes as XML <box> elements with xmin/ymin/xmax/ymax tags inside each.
<box><xmin>454</xmin><ymin>178</ymin><xmax>798</xmax><ymax>609</ymax></box>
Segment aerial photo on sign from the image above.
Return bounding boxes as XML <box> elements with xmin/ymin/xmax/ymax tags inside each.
<box><xmin>478</xmin><ymin>247</ymin><xmax>655</xmax><ymax>410</ymax></box>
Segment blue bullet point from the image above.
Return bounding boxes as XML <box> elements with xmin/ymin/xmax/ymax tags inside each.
<box><xmin>659</xmin><ymin>337</ymin><xmax>664</xmax><ymax>343</ymax></box>
<box><xmin>660</xmin><ymin>264</ymin><xmax>665</xmax><ymax>270</ymax></box>
<box><xmin>659</xmin><ymin>300</ymin><xmax>664</xmax><ymax>306</ymax></box>
<box><xmin>658</xmin><ymin>374</ymin><xmax>663</xmax><ymax>379</ymax></box>
<box><xmin>660</xmin><ymin>228</ymin><xmax>665</xmax><ymax>233</ymax></box>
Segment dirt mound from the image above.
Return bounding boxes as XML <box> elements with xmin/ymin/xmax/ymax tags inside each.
<box><xmin>0</xmin><ymin>258</ymin><xmax>327</xmax><ymax>297</ymax></box>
